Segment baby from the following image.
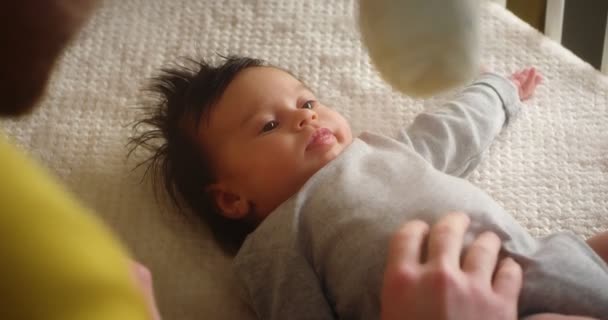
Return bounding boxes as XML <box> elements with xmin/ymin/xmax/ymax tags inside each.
<box><xmin>130</xmin><ymin>56</ymin><xmax>608</xmax><ymax>319</ymax></box>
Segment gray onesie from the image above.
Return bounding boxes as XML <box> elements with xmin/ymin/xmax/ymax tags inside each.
<box><xmin>233</xmin><ymin>74</ymin><xmax>608</xmax><ymax>319</ymax></box>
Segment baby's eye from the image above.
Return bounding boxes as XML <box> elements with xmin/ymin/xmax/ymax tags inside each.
<box><xmin>261</xmin><ymin>120</ymin><xmax>279</xmax><ymax>133</ymax></box>
<box><xmin>301</xmin><ymin>100</ymin><xmax>315</xmax><ymax>110</ymax></box>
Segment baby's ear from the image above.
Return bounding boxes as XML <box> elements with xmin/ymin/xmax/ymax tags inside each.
<box><xmin>207</xmin><ymin>184</ymin><xmax>249</xmax><ymax>220</ymax></box>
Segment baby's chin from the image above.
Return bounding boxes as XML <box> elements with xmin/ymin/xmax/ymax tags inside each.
<box><xmin>311</xmin><ymin>139</ymin><xmax>351</xmax><ymax>172</ymax></box>
<box><xmin>260</xmin><ymin>140</ymin><xmax>352</xmax><ymax>219</ymax></box>
<box><xmin>322</xmin><ymin>145</ymin><xmax>345</xmax><ymax>164</ymax></box>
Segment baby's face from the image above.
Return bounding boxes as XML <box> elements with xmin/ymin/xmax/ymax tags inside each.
<box><xmin>201</xmin><ymin>67</ymin><xmax>352</xmax><ymax>220</ymax></box>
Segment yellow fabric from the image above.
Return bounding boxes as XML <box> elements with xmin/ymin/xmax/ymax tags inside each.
<box><xmin>0</xmin><ymin>133</ymin><xmax>149</xmax><ymax>320</ymax></box>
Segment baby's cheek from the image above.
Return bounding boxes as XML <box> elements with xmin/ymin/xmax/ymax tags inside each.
<box><xmin>337</xmin><ymin>124</ymin><xmax>353</xmax><ymax>145</ymax></box>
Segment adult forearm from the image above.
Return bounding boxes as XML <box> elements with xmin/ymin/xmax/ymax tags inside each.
<box><xmin>523</xmin><ymin>314</ymin><xmax>598</xmax><ymax>320</ymax></box>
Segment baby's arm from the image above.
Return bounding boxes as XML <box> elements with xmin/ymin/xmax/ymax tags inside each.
<box><xmin>399</xmin><ymin>68</ymin><xmax>541</xmax><ymax>177</ymax></box>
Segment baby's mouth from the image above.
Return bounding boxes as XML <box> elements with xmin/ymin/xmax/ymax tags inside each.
<box><xmin>306</xmin><ymin>127</ymin><xmax>336</xmax><ymax>151</ymax></box>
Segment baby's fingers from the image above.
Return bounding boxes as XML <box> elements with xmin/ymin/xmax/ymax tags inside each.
<box><xmin>509</xmin><ymin>67</ymin><xmax>542</xmax><ymax>100</ymax></box>
<box><xmin>534</xmin><ymin>72</ymin><xmax>543</xmax><ymax>86</ymax></box>
<box><xmin>511</xmin><ymin>67</ymin><xmax>530</xmax><ymax>78</ymax></box>
<box><xmin>522</xmin><ymin>68</ymin><xmax>537</xmax><ymax>89</ymax></box>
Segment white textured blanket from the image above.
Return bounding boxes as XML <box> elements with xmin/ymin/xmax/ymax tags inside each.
<box><xmin>2</xmin><ymin>1</ymin><xmax>607</xmax><ymax>319</ymax></box>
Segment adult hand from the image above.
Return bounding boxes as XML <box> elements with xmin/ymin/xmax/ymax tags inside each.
<box><xmin>381</xmin><ymin>212</ymin><xmax>522</xmax><ymax>320</ymax></box>
<box><xmin>1</xmin><ymin>0</ymin><xmax>98</xmax><ymax>116</ymax></box>
<box><xmin>130</xmin><ymin>261</ymin><xmax>163</xmax><ymax>320</ymax></box>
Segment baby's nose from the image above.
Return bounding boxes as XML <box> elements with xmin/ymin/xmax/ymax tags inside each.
<box><xmin>296</xmin><ymin>109</ymin><xmax>317</xmax><ymax>129</ymax></box>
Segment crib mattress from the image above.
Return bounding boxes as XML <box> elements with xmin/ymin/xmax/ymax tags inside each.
<box><xmin>2</xmin><ymin>1</ymin><xmax>607</xmax><ymax>319</ymax></box>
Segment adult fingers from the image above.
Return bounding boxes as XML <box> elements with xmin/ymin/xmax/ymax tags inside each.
<box><xmin>462</xmin><ymin>231</ymin><xmax>502</xmax><ymax>281</ymax></box>
<box><xmin>427</xmin><ymin>212</ymin><xmax>470</xmax><ymax>266</ymax></box>
<box><xmin>493</xmin><ymin>257</ymin><xmax>523</xmax><ymax>300</ymax></box>
<box><xmin>130</xmin><ymin>260</ymin><xmax>163</xmax><ymax>320</ymax></box>
<box><xmin>386</xmin><ymin>220</ymin><xmax>430</xmax><ymax>267</ymax></box>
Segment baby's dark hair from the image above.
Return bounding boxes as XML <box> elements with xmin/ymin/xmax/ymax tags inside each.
<box><xmin>128</xmin><ymin>56</ymin><xmax>265</xmax><ymax>254</ymax></box>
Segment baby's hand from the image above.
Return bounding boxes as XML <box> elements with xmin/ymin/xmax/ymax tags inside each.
<box><xmin>510</xmin><ymin>67</ymin><xmax>542</xmax><ymax>101</ymax></box>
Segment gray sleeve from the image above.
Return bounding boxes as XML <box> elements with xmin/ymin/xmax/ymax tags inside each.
<box><xmin>508</xmin><ymin>232</ymin><xmax>608</xmax><ymax>318</ymax></box>
<box><xmin>398</xmin><ymin>73</ymin><xmax>522</xmax><ymax>177</ymax></box>
<box><xmin>233</xmin><ymin>250</ymin><xmax>335</xmax><ymax>320</ymax></box>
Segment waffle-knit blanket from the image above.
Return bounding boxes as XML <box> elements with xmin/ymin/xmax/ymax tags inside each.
<box><xmin>2</xmin><ymin>1</ymin><xmax>607</xmax><ymax>319</ymax></box>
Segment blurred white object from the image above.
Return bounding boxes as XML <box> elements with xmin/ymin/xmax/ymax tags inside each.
<box><xmin>359</xmin><ymin>0</ymin><xmax>481</xmax><ymax>97</ymax></box>
<box><xmin>491</xmin><ymin>0</ymin><xmax>507</xmax><ymax>7</ymax></box>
